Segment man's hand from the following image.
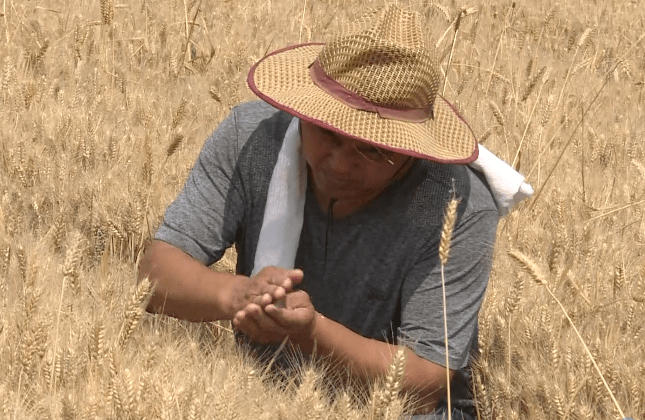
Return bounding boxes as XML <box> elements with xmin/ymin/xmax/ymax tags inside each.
<box><xmin>226</xmin><ymin>266</ymin><xmax>304</xmax><ymax>317</ymax></box>
<box><xmin>232</xmin><ymin>290</ymin><xmax>316</xmax><ymax>344</ymax></box>
<box><xmin>139</xmin><ymin>241</ymin><xmax>307</xmax><ymax>323</ymax></box>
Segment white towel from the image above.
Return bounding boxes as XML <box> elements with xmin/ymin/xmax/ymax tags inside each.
<box><xmin>252</xmin><ymin>118</ymin><xmax>307</xmax><ymax>276</ymax></box>
<box><xmin>252</xmin><ymin>117</ymin><xmax>533</xmax><ymax>274</ymax></box>
<box><xmin>469</xmin><ymin>144</ymin><xmax>534</xmax><ymax>217</ymax></box>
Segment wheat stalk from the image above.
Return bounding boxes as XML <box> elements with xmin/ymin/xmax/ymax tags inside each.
<box><xmin>439</xmin><ymin>198</ymin><xmax>459</xmax><ymax>266</ymax></box>
<box><xmin>442</xmin><ymin>9</ymin><xmax>466</xmax><ymax>96</ymax></box>
<box><xmin>438</xmin><ymin>197</ymin><xmax>459</xmax><ymax>420</ymax></box>
<box><xmin>90</xmin><ymin>318</ymin><xmax>106</xmax><ymax>362</ymax></box>
<box><xmin>62</xmin><ymin>232</ymin><xmax>84</xmax><ymax>295</ymax></box>
<box><xmin>530</xmin><ymin>32</ymin><xmax>645</xmax><ymax>207</ymax></box>
<box><xmin>298</xmin><ymin>0</ymin><xmax>308</xmax><ymax>43</ymax></box>
<box><xmin>122</xmin><ymin>368</ymin><xmax>136</xmax><ymax>418</ymax></box>
<box><xmin>473</xmin><ymin>359</ymin><xmax>492</xmax><ymax>419</ymax></box>
<box><xmin>488</xmin><ymin>100</ymin><xmax>504</xmax><ymax>129</ymax></box>
<box><xmin>100</xmin><ymin>0</ymin><xmax>114</xmax><ymax>25</ymax></box>
<box><xmin>377</xmin><ymin>346</ymin><xmax>406</xmax><ymax>414</ymax></box>
<box><xmin>484</xmin><ymin>4</ymin><xmax>514</xmax><ymax>95</ymax></box>
<box><xmin>0</xmin><ymin>2</ymin><xmax>643</xmax><ymax>419</ymax></box>
<box><xmin>171</xmin><ymin>98</ymin><xmax>188</xmax><ymax>131</ymax></box>
<box><xmin>512</xmin><ymin>68</ymin><xmax>549</xmax><ymax>169</ymax></box>
<box><xmin>509</xmin><ymin>249</ymin><xmax>626</xmax><ymax>419</ymax></box>
<box><xmin>118</xmin><ymin>277</ymin><xmax>152</xmax><ymax>348</ymax></box>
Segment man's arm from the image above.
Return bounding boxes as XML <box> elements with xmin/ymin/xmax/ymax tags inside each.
<box><xmin>138</xmin><ymin>240</ymin><xmax>302</xmax><ymax>322</ymax></box>
<box><xmin>296</xmin><ymin>312</ymin><xmax>454</xmax><ymax>414</ymax></box>
<box><xmin>138</xmin><ymin>240</ymin><xmax>241</xmax><ymax>321</ymax></box>
<box><xmin>234</xmin><ymin>291</ymin><xmax>452</xmax><ymax>414</ymax></box>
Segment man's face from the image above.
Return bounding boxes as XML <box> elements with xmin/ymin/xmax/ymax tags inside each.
<box><xmin>300</xmin><ymin>121</ymin><xmax>411</xmax><ymax>204</ymax></box>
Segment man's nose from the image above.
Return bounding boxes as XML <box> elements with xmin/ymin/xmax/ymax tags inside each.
<box><xmin>328</xmin><ymin>147</ymin><xmax>356</xmax><ymax>174</ymax></box>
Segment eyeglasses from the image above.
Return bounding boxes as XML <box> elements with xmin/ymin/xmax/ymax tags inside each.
<box><xmin>353</xmin><ymin>140</ymin><xmax>395</xmax><ymax>166</ymax></box>
<box><xmin>300</xmin><ymin>121</ymin><xmax>395</xmax><ymax>166</ymax></box>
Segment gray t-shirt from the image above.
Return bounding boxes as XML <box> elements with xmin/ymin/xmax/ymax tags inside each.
<box><xmin>156</xmin><ymin>100</ymin><xmax>498</xmax><ymax>373</ymax></box>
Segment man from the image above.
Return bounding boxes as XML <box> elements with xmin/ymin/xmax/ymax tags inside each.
<box><xmin>138</xmin><ymin>5</ymin><xmax>499</xmax><ymax>419</ymax></box>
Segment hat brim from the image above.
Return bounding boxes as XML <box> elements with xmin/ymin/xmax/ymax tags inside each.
<box><xmin>247</xmin><ymin>43</ymin><xmax>479</xmax><ymax>164</ymax></box>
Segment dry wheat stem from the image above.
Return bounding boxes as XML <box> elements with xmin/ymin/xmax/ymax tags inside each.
<box><xmin>262</xmin><ymin>335</ymin><xmax>289</xmax><ymax>378</ymax></box>
<box><xmin>2</xmin><ymin>0</ymin><xmax>7</xmax><ymax>45</ymax></box>
<box><xmin>440</xmin><ymin>263</ymin><xmax>452</xmax><ymax>420</ymax></box>
<box><xmin>435</xmin><ymin>15</ymin><xmax>456</xmax><ymax>48</ymax></box>
<box><xmin>512</xmin><ymin>79</ymin><xmax>545</xmax><ymax>169</ymax></box>
<box><xmin>526</xmin><ymin>119</ymin><xmax>566</xmax><ymax>180</ymax></box>
<box><xmin>182</xmin><ymin>0</ymin><xmax>202</xmax><ymax>65</ymax></box>
<box><xmin>450</xmin><ymin>63</ymin><xmax>510</xmax><ymax>83</ymax></box>
<box><xmin>1</xmin><ymin>3</ymin><xmax>643</xmax><ymax>419</ymax></box>
<box><xmin>298</xmin><ymin>0</ymin><xmax>308</xmax><ymax>43</ymax></box>
<box><xmin>509</xmin><ymin>250</ymin><xmax>626</xmax><ymax>419</ymax></box>
<box><xmin>211</xmin><ymin>321</ymin><xmax>234</xmax><ymax>334</ymax></box>
<box><xmin>529</xmin><ymin>75</ymin><xmax>609</xmax><ymax>209</ymax></box>
<box><xmin>585</xmin><ymin>199</ymin><xmax>645</xmax><ymax>223</ymax></box>
<box><xmin>50</xmin><ymin>275</ymin><xmax>67</xmax><ymax>394</ymax></box>
<box><xmin>529</xmin><ymin>31</ymin><xmax>645</xmax><ymax>186</ymax></box>
<box><xmin>552</xmin><ymin>29</ymin><xmax>587</xmax><ymax>121</ymax></box>
<box><xmin>439</xmin><ymin>198</ymin><xmax>458</xmax><ymax>420</ymax></box>
<box><xmin>442</xmin><ymin>10</ymin><xmax>464</xmax><ymax>97</ymax></box>
<box><xmin>484</xmin><ymin>5</ymin><xmax>513</xmax><ymax>95</ymax></box>
<box><xmin>439</xmin><ymin>198</ymin><xmax>459</xmax><ymax>265</ymax></box>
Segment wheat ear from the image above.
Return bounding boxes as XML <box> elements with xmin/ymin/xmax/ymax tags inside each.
<box><xmin>512</xmin><ymin>68</ymin><xmax>549</xmax><ymax>169</ymax></box>
<box><xmin>298</xmin><ymin>0</ymin><xmax>308</xmax><ymax>43</ymax></box>
<box><xmin>439</xmin><ymin>197</ymin><xmax>459</xmax><ymax>420</ymax></box>
<box><xmin>508</xmin><ymin>249</ymin><xmax>626</xmax><ymax>419</ymax></box>
<box><xmin>442</xmin><ymin>10</ymin><xmax>464</xmax><ymax>96</ymax></box>
<box><xmin>118</xmin><ymin>277</ymin><xmax>152</xmax><ymax>348</ymax></box>
<box><xmin>379</xmin><ymin>346</ymin><xmax>407</xmax><ymax>410</ymax></box>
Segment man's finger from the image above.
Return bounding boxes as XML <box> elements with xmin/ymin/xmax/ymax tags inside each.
<box><xmin>234</xmin><ymin>307</ymin><xmax>283</xmax><ymax>343</ymax></box>
<box><xmin>253</xmin><ymin>267</ymin><xmax>302</xmax><ymax>295</ymax></box>
<box><xmin>254</xmin><ymin>292</ymin><xmax>274</xmax><ymax>307</ymax></box>
<box><xmin>251</xmin><ymin>288</ymin><xmax>286</xmax><ymax>308</ymax></box>
<box><xmin>270</xmin><ymin>286</ymin><xmax>286</xmax><ymax>302</ymax></box>
<box><xmin>245</xmin><ymin>303</ymin><xmax>290</xmax><ymax>338</ymax></box>
<box><xmin>265</xmin><ymin>290</ymin><xmax>315</xmax><ymax>331</ymax></box>
<box><xmin>264</xmin><ymin>303</ymin><xmax>284</xmax><ymax>318</ymax></box>
<box><xmin>264</xmin><ymin>303</ymin><xmax>308</xmax><ymax>327</ymax></box>
<box><xmin>285</xmin><ymin>290</ymin><xmax>309</xmax><ymax>306</ymax></box>
<box><xmin>267</xmin><ymin>272</ymin><xmax>301</xmax><ymax>289</ymax></box>
<box><xmin>285</xmin><ymin>268</ymin><xmax>304</xmax><ymax>285</ymax></box>
<box><xmin>263</xmin><ymin>304</ymin><xmax>293</xmax><ymax>328</ymax></box>
<box><xmin>233</xmin><ymin>310</ymin><xmax>258</xmax><ymax>337</ymax></box>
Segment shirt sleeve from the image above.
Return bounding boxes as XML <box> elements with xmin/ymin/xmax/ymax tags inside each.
<box><xmin>398</xmin><ymin>208</ymin><xmax>498</xmax><ymax>369</ymax></box>
<box><xmin>154</xmin><ymin>109</ymin><xmax>245</xmax><ymax>266</ymax></box>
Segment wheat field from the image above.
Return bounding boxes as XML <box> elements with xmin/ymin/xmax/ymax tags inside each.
<box><xmin>0</xmin><ymin>0</ymin><xmax>644</xmax><ymax>418</ymax></box>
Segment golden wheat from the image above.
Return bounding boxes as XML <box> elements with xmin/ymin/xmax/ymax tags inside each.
<box><xmin>0</xmin><ymin>1</ymin><xmax>643</xmax><ymax>419</ymax></box>
<box><xmin>374</xmin><ymin>346</ymin><xmax>407</xmax><ymax>416</ymax></box>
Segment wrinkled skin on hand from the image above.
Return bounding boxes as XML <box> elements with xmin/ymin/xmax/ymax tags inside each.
<box><xmin>233</xmin><ymin>281</ymin><xmax>316</xmax><ymax>344</ymax></box>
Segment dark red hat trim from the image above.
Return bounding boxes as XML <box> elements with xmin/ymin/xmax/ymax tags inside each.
<box><xmin>247</xmin><ymin>43</ymin><xmax>478</xmax><ymax>165</ymax></box>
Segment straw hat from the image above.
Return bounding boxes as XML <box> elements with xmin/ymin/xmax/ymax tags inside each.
<box><xmin>247</xmin><ymin>5</ymin><xmax>478</xmax><ymax>164</ymax></box>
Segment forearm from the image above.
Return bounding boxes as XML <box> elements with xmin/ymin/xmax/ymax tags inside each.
<box><xmin>293</xmin><ymin>313</ymin><xmax>452</xmax><ymax>413</ymax></box>
<box><xmin>138</xmin><ymin>240</ymin><xmax>242</xmax><ymax>322</ymax></box>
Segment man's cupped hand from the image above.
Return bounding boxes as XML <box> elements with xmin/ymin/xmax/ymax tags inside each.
<box><xmin>227</xmin><ymin>266</ymin><xmax>302</xmax><ymax>314</ymax></box>
<box><xmin>232</xmin><ymin>267</ymin><xmax>316</xmax><ymax>344</ymax></box>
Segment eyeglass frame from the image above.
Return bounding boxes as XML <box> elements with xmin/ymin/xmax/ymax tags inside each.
<box><xmin>299</xmin><ymin>120</ymin><xmax>395</xmax><ymax>166</ymax></box>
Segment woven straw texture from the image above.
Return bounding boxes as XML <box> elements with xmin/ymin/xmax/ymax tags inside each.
<box><xmin>248</xmin><ymin>5</ymin><xmax>477</xmax><ymax>163</ymax></box>
<box><xmin>318</xmin><ymin>6</ymin><xmax>439</xmax><ymax>110</ymax></box>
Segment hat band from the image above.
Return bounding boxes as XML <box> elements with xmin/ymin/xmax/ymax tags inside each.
<box><xmin>309</xmin><ymin>59</ymin><xmax>434</xmax><ymax>123</ymax></box>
